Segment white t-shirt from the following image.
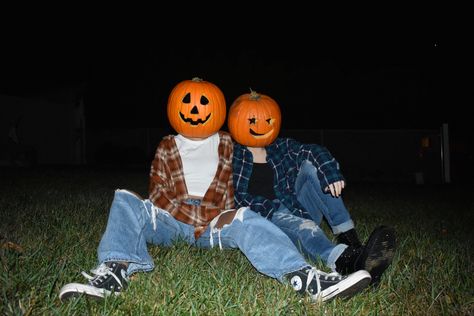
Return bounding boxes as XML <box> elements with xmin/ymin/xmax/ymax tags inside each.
<box><xmin>174</xmin><ymin>133</ymin><xmax>219</xmax><ymax>197</ymax></box>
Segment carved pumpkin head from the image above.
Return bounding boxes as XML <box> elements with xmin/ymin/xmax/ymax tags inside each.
<box><xmin>167</xmin><ymin>77</ymin><xmax>226</xmax><ymax>138</ymax></box>
<box><xmin>228</xmin><ymin>90</ymin><xmax>281</xmax><ymax>147</ymax></box>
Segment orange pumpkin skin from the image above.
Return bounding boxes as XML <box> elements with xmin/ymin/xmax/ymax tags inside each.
<box><xmin>167</xmin><ymin>77</ymin><xmax>226</xmax><ymax>138</ymax></box>
<box><xmin>228</xmin><ymin>91</ymin><xmax>281</xmax><ymax>147</ymax></box>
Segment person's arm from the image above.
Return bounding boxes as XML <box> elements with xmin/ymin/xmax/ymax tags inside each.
<box><xmin>224</xmin><ymin>166</ymin><xmax>235</xmax><ymax>210</ymax></box>
<box><xmin>213</xmin><ymin>175</ymin><xmax>237</xmax><ymax>229</ymax></box>
<box><xmin>222</xmin><ymin>134</ymin><xmax>236</xmax><ymax>211</ymax></box>
<box><xmin>286</xmin><ymin>138</ymin><xmax>346</xmax><ymax>192</ymax></box>
<box><xmin>211</xmin><ymin>132</ymin><xmax>238</xmax><ymax>228</ymax></box>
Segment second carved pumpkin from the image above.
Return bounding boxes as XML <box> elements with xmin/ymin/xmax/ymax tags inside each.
<box><xmin>228</xmin><ymin>90</ymin><xmax>281</xmax><ymax>147</ymax></box>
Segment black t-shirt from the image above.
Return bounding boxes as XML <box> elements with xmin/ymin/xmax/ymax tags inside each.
<box><xmin>247</xmin><ymin>162</ymin><xmax>276</xmax><ymax>200</ymax></box>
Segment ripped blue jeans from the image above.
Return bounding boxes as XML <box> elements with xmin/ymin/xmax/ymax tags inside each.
<box><xmin>97</xmin><ymin>190</ymin><xmax>311</xmax><ymax>282</ymax></box>
<box><xmin>269</xmin><ymin>160</ymin><xmax>355</xmax><ymax>271</ymax></box>
<box><xmin>295</xmin><ymin>160</ymin><xmax>354</xmax><ymax>235</ymax></box>
<box><xmin>271</xmin><ymin>208</ymin><xmax>346</xmax><ymax>271</ymax></box>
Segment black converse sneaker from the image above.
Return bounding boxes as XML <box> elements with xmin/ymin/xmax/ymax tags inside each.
<box><xmin>286</xmin><ymin>267</ymin><xmax>371</xmax><ymax>302</ymax></box>
<box><xmin>59</xmin><ymin>262</ymin><xmax>129</xmax><ymax>301</ymax></box>
<box><xmin>362</xmin><ymin>226</ymin><xmax>397</xmax><ymax>286</ymax></box>
<box><xmin>335</xmin><ymin>226</ymin><xmax>397</xmax><ymax>286</ymax></box>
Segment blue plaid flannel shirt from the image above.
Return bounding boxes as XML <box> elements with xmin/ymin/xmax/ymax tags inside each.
<box><xmin>232</xmin><ymin>137</ymin><xmax>345</xmax><ymax>219</ymax></box>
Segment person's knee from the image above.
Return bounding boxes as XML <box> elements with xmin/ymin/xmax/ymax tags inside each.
<box><xmin>300</xmin><ymin>159</ymin><xmax>313</xmax><ymax>170</ymax></box>
<box><xmin>297</xmin><ymin>160</ymin><xmax>322</xmax><ymax>191</ymax></box>
<box><xmin>239</xmin><ymin>207</ymin><xmax>260</xmax><ymax>222</ymax></box>
<box><xmin>114</xmin><ymin>189</ymin><xmax>143</xmax><ymax>202</ymax></box>
<box><xmin>299</xmin><ymin>160</ymin><xmax>318</xmax><ymax>179</ymax></box>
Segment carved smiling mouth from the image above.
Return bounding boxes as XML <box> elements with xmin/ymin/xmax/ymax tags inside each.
<box><xmin>179</xmin><ymin>112</ymin><xmax>211</xmax><ymax>125</ymax></box>
<box><xmin>249</xmin><ymin>128</ymin><xmax>273</xmax><ymax>138</ymax></box>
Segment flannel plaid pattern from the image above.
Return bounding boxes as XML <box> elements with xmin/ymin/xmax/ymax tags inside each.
<box><xmin>149</xmin><ymin>131</ymin><xmax>234</xmax><ymax>239</ymax></box>
<box><xmin>232</xmin><ymin>137</ymin><xmax>345</xmax><ymax>219</ymax></box>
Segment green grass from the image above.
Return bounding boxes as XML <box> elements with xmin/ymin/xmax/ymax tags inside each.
<box><xmin>1</xmin><ymin>167</ymin><xmax>473</xmax><ymax>315</ymax></box>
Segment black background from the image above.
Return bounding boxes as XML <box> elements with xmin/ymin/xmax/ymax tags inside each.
<box><xmin>1</xmin><ymin>16</ymin><xmax>471</xmax><ymax>175</ymax></box>
<box><xmin>1</xmin><ymin>21</ymin><xmax>459</xmax><ymax>131</ymax></box>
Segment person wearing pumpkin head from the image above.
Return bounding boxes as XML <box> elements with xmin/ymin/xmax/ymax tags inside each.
<box><xmin>58</xmin><ymin>78</ymin><xmax>372</xmax><ymax>303</ymax></box>
<box><xmin>228</xmin><ymin>90</ymin><xmax>397</xmax><ymax>286</ymax></box>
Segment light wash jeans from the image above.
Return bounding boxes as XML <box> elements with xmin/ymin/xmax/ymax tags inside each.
<box><xmin>97</xmin><ymin>189</ymin><xmax>310</xmax><ymax>282</ymax></box>
<box><xmin>270</xmin><ymin>160</ymin><xmax>355</xmax><ymax>271</ymax></box>
<box><xmin>295</xmin><ymin>160</ymin><xmax>355</xmax><ymax>235</ymax></box>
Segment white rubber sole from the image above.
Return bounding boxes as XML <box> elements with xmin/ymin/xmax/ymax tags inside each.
<box><xmin>59</xmin><ymin>283</ymin><xmax>117</xmax><ymax>301</ymax></box>
<box><xmin>316</xmin><ymin>270</ymin><xmax>372</xmax><ymax>302</ymax></box>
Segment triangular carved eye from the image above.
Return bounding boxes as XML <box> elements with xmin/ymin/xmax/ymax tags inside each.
<box><xmin>182</xmin><ymin>93</ymin><xmax>191</xmax><ymax>104</ymax></box>
<box><xmin>266</xmin><ymin>118</ymin><xmax>272</xmax><ymax>124</ymax></box>
<box><xmin>200</xmin><ymin>95</ymin><xmax>209</xmax><ymax>105</ymax></box>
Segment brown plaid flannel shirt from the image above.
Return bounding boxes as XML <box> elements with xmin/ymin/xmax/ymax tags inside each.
<box><xmin>149</xmin><ymin>131</ymin><xmax>235</xmax><ymax>239</ymax></box>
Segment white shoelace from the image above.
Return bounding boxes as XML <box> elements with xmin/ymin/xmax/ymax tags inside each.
<box><xmin>306</xmin><ymin>267</ymin><xmax>343</xmax><ymax>301</ymax></box>
<box><xmin>81</xmin><ymin>263</ymin><xmax>124</xmax><ymax>288</ymax></box>
<box><xmin>305</xmin><ymin>267</ymin><xmax>321</xmax><ymax>299</ymax></box>
<box><xmin>318</xmin><ymin>270</ymin><xmax>343</xmax><ymax>281</ymax></box>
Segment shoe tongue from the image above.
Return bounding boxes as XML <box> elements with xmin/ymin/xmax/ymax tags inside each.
<box><xmin>105</xmin><ymin>262</ymin><xmax>123</xmax><ymax>271</ymax></box>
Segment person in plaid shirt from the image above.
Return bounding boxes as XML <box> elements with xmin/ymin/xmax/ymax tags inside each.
<box><xmin>229</xmin><ymin>90</ymin><xmax>397</xmax><ymax>286</ymax></box>
<box><xmin>59</xmin><ymin>79</ymin><xmax>372</xmax><ymax>303</ymax></box>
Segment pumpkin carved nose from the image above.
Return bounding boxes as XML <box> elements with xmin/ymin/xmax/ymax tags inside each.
<box><xmin>191</xmin><ymin>105</ymin><xmax>199</xmax><ymax>114</ymax></box>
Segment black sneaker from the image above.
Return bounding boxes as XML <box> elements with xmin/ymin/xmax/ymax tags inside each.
<box><xmin>59</xmin><ymin>262</ymin><xmax>129</xmax><ymax>301</ymax></box>
<box><xmin>337</xmin><ymin>228</ymin><xmax>362</xmax><ymax>248</ymax></box>
<box><xmin>362</xmin><ymin>226</ymin><xmax>397</xmax><ymax>286</ymax></box>
<box><xmin>286</xmin><ymin>267</ymin><xmax>371</xmax><ymax>302</ymax></box>
<box><xmin>335</xmin><ymin>226</ymin><xmax>397</xmax><ymax>286</ymax></box>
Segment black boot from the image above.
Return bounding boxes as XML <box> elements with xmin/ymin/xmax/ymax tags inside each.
<box><xmin>337</xmin><ymin>228</ymin><xmax>362</xmax><ymax>248</ymax></box>
<box><xmin>335</xmin><ymin>226</ymin><xmax>397</xmax><ymax>286</ymax></box>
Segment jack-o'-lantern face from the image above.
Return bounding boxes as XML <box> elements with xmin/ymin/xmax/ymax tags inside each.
<box><xmin>228</xmin><ymin>90</ymin><xmax>281</xmax><ymax>147</ymax></box>
<box><xmin>167</xmin><ymin>77</ymin><xmax>226</xmax><ymax>138</ymax></box>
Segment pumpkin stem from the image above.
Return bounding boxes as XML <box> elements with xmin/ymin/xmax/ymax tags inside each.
<box><xmin>249</xmin><ymin>88</ymin><xmax>261</xmax><ymax>101</ymax></box>
<box><xmin>192</xmin><ymin>77</ymin><xmax>203</xmax><ymax>82</ymax></box>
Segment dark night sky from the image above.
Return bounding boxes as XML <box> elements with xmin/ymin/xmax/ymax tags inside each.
<box><xmin>1</xmin><ymin>12</ymin><xmax>471</xmax><ymax>183</ymax></box>
<box><xmin>1</xmin><ymin>14</ymin><xmax>471</xmax><ymax>181</ymax></box>
<box><xmin>0</xmin><ymin>24</ymin><xmax>469</xmax><ymax>135</ymax></box>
